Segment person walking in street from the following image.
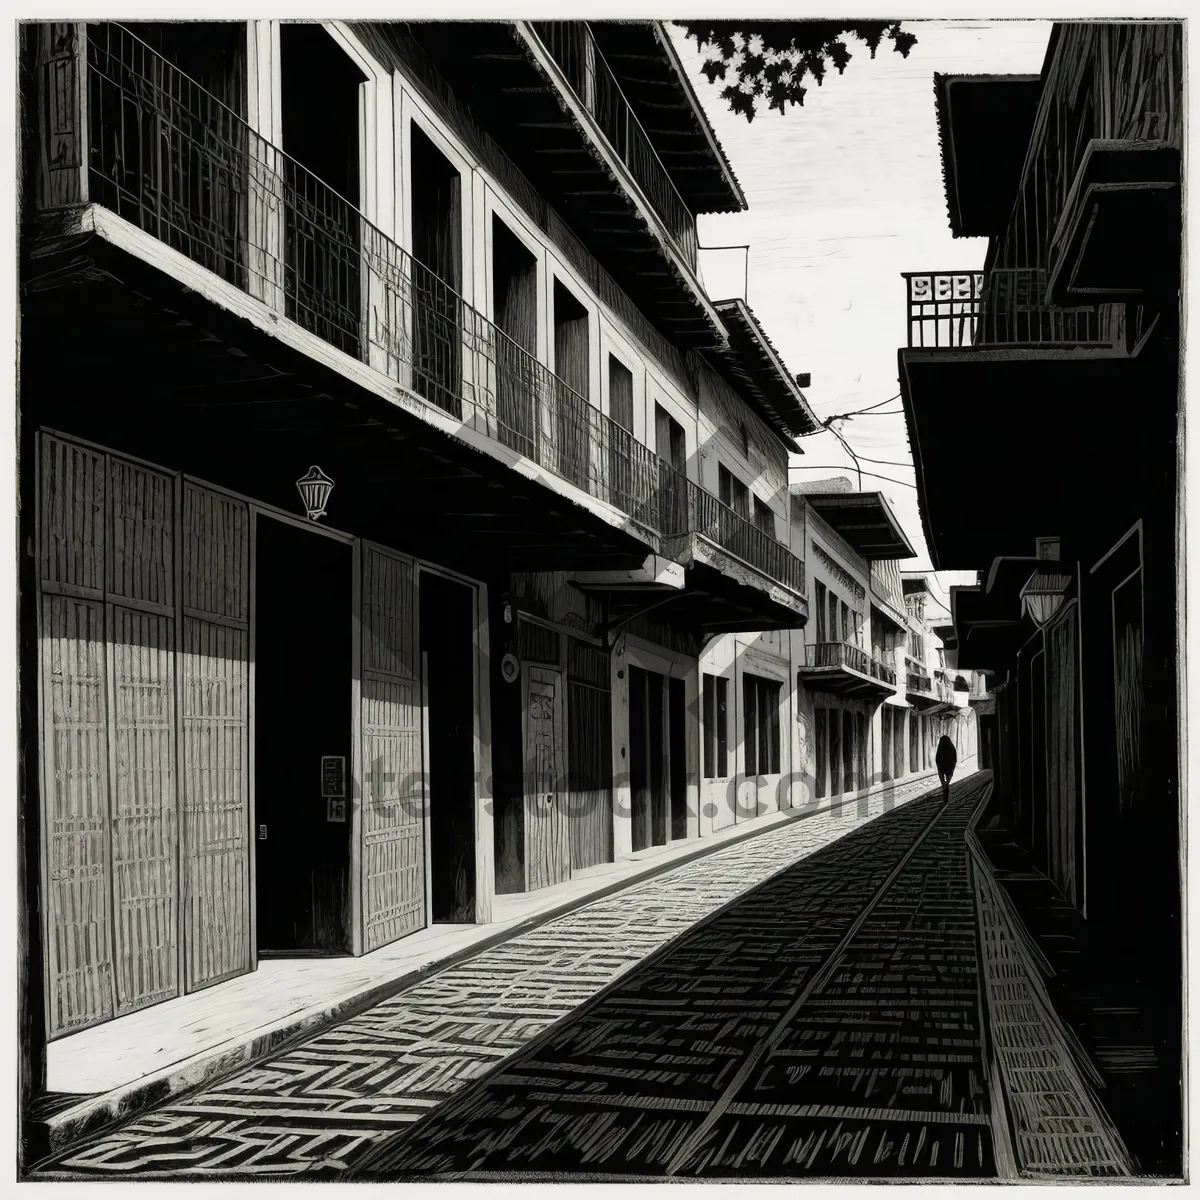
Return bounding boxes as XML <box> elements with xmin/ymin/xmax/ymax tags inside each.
<box><xmin>936</xmin><ymin>734</ymin><xmax>957</xmax><ymax>805</ymax></box>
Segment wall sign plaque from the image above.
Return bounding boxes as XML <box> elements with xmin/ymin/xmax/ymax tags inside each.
<box><xmin>321</xmin><ymin>755</ymin><xmax>346</xmax><ymax>799</ymax></box>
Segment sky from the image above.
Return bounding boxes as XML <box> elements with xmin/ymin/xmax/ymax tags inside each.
<box><xmin>669</xmin><ymin>19</ymin><xmax>1054</xmax><ymax>620</ymax></box>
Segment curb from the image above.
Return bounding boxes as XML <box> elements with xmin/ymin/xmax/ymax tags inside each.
<box><xmin>35</xmin><ymin>777</ymin><xmax>941</xmax><ymax>1161</ymax></box>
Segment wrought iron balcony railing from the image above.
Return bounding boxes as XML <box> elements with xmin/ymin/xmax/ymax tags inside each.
<box><xmin>906</xmin><ymin>671</ymin><xmax>935</xmax><ymax>696</ymax></box>
<box><xmin>904</xmin><ymin>268</ymin><xmax>1132</xmax><ymax>350</ymax></box>
<box><xmin>78</xmin><ymin>23</ymin><xmax>664</xmax><ymax>533</ymax></box>
<box><xmin>529</xmin><ymin>22</ymin><xmax>699</xmax><ymax>270</ymax></box>
<box><xmin>803</xmin><ymin>641</ymin><xmax>896</xmax><ymax>684</ymax></box>
<box><xmin>657</xmin><ymin>466</ymin><xmax>805</xmax><ymax>596</ymax></box>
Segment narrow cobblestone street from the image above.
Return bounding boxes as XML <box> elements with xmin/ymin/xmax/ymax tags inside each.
<box><xmin>353</xmin><ymin>774</ymin><xmax>993</xmax><ymax>1180</ymax></box>
<box><xmin>37</xmin><ymin>774</ymin><xmax>993</xmax><ymax>1180</ymax></box>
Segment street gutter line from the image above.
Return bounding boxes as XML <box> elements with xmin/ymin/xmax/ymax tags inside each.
<box><xmin>663</xmin><ymin>787</ymin><xmax>965</xmax><ymax>1176</ymax></box>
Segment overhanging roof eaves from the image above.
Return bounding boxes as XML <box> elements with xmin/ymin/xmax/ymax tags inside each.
<box><xmin>588</xmin><ymin>21</ymin><xmax>747</xmax><ymax>216</ymax></box>
<box><xmin>806</xmin><ymin>491</ymin><xmax>917</xmax><ymax>561</ymax></box>
<box><xmin>707</xmin><ymin>298</ymin><xmax>820</xmax><ymax>450</ymax></box>
<box><xmin>934</xmin><ymin>71</ymin><xmax>1044</xmax><ymax>239</ymax></box>
<box><xmin>653</xmin><ymin>22</ymin><xmax>747</xmax><ymax>213</ymax></box>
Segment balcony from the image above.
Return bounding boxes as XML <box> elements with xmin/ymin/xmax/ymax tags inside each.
<box><xmin>898</xmin><ymin>263</ymin><xmax>1164</xmax><ymax>570</ymax></box>
<box><xmin>395</xmin><ymin>20</ymin><xmax>721</xmax><ymax>347</ymax></box>
<box><xmin>45</xmin><ymin>24</ymin><xmax>669</xmax><ymax>547</ymax></box>
<box><xmin>905</xmin><ymin>668</ymin><xmax>946</xmax><ymax>713</ymax></box>
<box><xmin>904</xmin><ymin>269</ymin><xmax>1136</xmax><ymax>351</ymax></box>
<box><xmin>798</xmin><ymin>641</ymin><xmax>897</xmax><ymax>700</ymax></box>
<box><xmin>660</xmin><ymin>470</ymin><xmax>805</xmax><ymax>595</ymax></box>
<box><xmin>529</xmin><ymin>22</ymin><xmax>698</xmax><ymax>270</ymax></box>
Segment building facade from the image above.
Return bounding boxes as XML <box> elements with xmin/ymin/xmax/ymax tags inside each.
<box><xmin>19</xmin><ymin>18</ymin><xmax>820</xmax><ymax>1121</ymax></box>
<box><xmin>898</xmin><ymin>21</ymin><xmax>1183</xmax><ymax>1172</ymax></box>
<box><xmin>700</xmin><ymin>479</ymin><xmax>981</xmax><ymax>824</ymax></box>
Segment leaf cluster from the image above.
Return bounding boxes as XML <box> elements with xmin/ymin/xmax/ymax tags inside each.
<box><xmin>679</xmin><ymin>21</ymin><xmax>918</xmax><ymax>120</ymax></box>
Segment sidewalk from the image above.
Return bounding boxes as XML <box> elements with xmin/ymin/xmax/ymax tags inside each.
<box><xmin>973</xmin><ymin>809</ymin><xmax>1179</xmax><ymax>1177</ymax></box>
<box><xmin>966</xmin><ymin>786</ymin><xmax>1134</xmax><ymax>1179</ymax></box>
<box><xmin>40</xmin><ymin>771</ymin><xmax>949</xmax><ymax>1163</ymax></box>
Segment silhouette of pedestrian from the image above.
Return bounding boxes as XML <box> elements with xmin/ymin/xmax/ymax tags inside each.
<box><xmin>936</xmin><ymin>734</ymin><xmax>957</xmax><ymax>805</ymax></box>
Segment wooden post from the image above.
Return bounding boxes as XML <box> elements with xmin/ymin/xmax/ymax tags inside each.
<box><xmin>246</xmin><ymin>21</ymin><xmax>285</xmax><ymax>315</ymax></box>
<box><xmin>473</xmin><ymin>582</ymin><xmax>494</xmax><ymax>923</ymax></box>
<box><xmin>30</xmin><ymin>22</ymin><xmax>88</xmax><ymax>212</ymax></box>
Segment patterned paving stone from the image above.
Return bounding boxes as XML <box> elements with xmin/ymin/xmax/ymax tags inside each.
<box><xmin>352</xmin><ymin>778</ymin><xmax>995</xmax><ymax>1180</ymax></box>
<box><xmin>39</xmin><ymin>779</ymin><xmax>942</xmax><ymax>1179</ymax></box>
<box><xmin>970</xmin><ymin>837</ymin><xmax>1134</xmax><ymax>1178</ymax></box>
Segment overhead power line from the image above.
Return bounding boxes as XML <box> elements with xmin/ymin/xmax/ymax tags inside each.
<box><xmin>789</xmin><ymin>465</ymin><xmax>918</xmax><ymax>490</ymax></box>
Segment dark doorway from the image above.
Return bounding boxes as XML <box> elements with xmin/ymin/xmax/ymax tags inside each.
<box><xmin>255</xmin><ymin>516</ymin><xmax>353</xmax><ymax>955</ymax></box>
<box><xmin>493</xmin><ymin>217</ymin><xmax>538</xmax><ymax>456</ymax></box>
<box><xmin>420</xmin><ymin>571</ymin><xmax>477</xmax><ymax>923</ymax></box>
<box><xmin>629</xmin><ymin>666</ymin><xmax>668</xmax><ymax>852</ymax></box>
<box><xmin>552</xmin><ymin>279</ymin><xmax>591</xmax><ymax>489</ymax></box>
<box><xmin>279</xmin><ymin>23</ymin><xmax>366</xmax><ymax>356</ymax></box>
<box><xmin>669</xmin><ymin>677</ymin><xmax>688</xmax><ymax>840</ymax></box>
<box><xmin>411</xmin><ymin>123</ymin><xmax>464</xmax><ymax>415</ymax></box>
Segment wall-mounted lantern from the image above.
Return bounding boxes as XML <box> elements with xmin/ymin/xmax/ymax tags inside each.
<box><xmin>296</xmin><ymin>466</ymin><xmax>335</xmax><ymax>522</ymax></box>
<box><xmin>1019</xmin><ymin>570</ymin><xmax>1072</xmax><ymax>628</ymax></box>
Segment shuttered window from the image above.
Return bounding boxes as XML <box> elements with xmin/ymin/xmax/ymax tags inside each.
<box><xmin>743</xmin><ymin>673</ymin><xmax>781</xmax><ymax>777</ymax></box>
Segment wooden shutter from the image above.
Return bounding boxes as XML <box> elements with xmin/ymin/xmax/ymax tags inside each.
<box><xmin>107</xmin><ymin>458</ymin><xmax>179</xmax><ymax>1016</ymax></box>
<box><xmin>360</xmin><ymin>546</ymin><xmax>426</xmax><ymax>951</ymax></box>
<box><xmin>39</xmin><ymin>436</ymin><xmax>116</xmax><ymax>1036</ymax></box>
<box><xmin>38</xmin><ymin>439</ymin><xmax>186</xmax><ymax>1031</ymax></box>
<box><xmin>39</xmin><ymin>437</ymin><xmax>113</xmax><ymax>1037</ymax></box>
<box><xmin>180</xmin><ymin>483</ymin><xmax>251</xmax><ymax>991</ymax></box>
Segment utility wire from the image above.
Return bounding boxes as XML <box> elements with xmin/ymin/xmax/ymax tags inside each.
<box><xmin>828</xmin><ymin>424</ymin><xmax>865</xmax><ymax>490</ymax></box>
<box><xmin>796</xmin><ymin>393</ymin><xmax>904</xmax><ymax>437</ymax></box>
<box><xmin>789</xmin><ymin>464</ymin><xmax>919</xmax><ymax>490</ymax></box>
<box><xmin>839</xmin><ymin>391</ymin><xmax>902</xmax><ymax>415</ymax></box>
<box><xmin>835</xmin><ymin>451</ymin><xmax>916</xmax><ymax>470</ymax></box>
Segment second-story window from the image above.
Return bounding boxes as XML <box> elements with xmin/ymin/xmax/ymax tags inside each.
<box><xmin>607</xmin><ymin>355</ymin><xmax>636</xmax><ymax>507</ymax></box>
<box><xmin>493</xmin><ymin>217</ymin><xmax>537</xmax><ymax>355</ymax></box>
<box><xmin>815</xmin><ymin>580</ymin><xmax>827</xmax><ymax>641</ymax></box>
<box><xmin>411</xmin><ymin>123</ymin><xmax>463</xmax><ymax>408</ymax></box>
<box><xmin>718</xmin><ymin>464</ymin><xmax>749</xmax><ymax>519</ymax></box>
<box><xmin>493</xmin><ymin>217</ymin><xmax>538</xmax><ymax>451</ymax></box>
<box><xmin>752</xmin><ymin>496</ymin><xmax>775</xmax><ymax>541</ymax></box>
<box><xmin>655</xmin><ymin>404</ymin><xmax>686</xmax><ymax>474</ymax></box>
<box><xmin>552</xmin><ymin>280</ymin><xmax>590</xmax><ymax>399</ymax></box>
<box><xmin>280</xmin><ymin>25</ymin><xmax>368</xmax><ymax>357</ymax></box>
<box><xmin>411</xmin><ymin>124</ymin><xmax>462</xmax><ymax>292</ymax></box>
<box><xmin>608</xmin><ymin>356</ymin><xmax>634</xmax><ymax>433</ymax></box>
<box><xmin>553</xmin><ymin>279</ymin><xmax>591</xmax><ymax>487</ymax></box>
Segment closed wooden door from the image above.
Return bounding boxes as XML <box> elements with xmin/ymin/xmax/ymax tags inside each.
<box><xmin>567</xmin><ymin>639</ymin><xmax>613</xmax><ymax>871</ymax></box>
<box><xmin>38</xmin><ymin>436</ymin><xmax>184</xmax><ymax>1035</ymax></box>
<box><xmin>525</xmin><ymin>666</ymin><xmax>569</xmax><ymax>890</ymax></box>
<box><xmin>179</xmin><ymin>483</ymin><xmax>251</xmax><ymax>990</ymax></box>
<box><xmin>39</xmin><ymin>436</ymin><xmax>116</xmax><ymax>1035</ymax></box>
<box><xmin>360</xmin><ymin>546</ymin><xmax>426</xmax><ymax>951</ymax></box>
